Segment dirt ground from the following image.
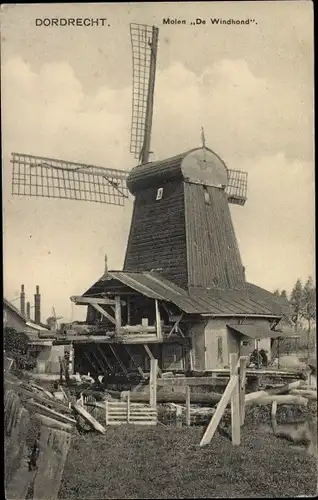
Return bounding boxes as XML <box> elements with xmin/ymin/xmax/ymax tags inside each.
<box><xmin>58</xmin><ymin>424</ymin><xmax>317</xmax><ymax>499</ymax></box>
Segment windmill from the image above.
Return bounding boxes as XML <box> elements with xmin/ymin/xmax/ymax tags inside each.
<box><xmin>10</xmin><ymin>22</ymin><xmax>248</xmax><ymax>294</ymax></box>
<box><xmin>46</xmin><ymin>307</ymin><xmax>63</xmax><ymax>332</ymax></box>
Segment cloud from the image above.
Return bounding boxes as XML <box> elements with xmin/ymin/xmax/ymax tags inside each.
<box><xmin>2</xmin><ymin>56</ymin><xmax>314</xmax><ymax>321</ymax></box>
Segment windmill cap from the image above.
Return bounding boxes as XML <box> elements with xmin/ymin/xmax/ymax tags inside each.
<box><xmin>127</xmin><ymin>147</ymin><xmax>228</xmax><ymax>194</ymax></box>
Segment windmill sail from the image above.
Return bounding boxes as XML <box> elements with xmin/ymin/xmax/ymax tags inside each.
<box><xmin>11</xmin><ymin>153</ymin><xmax>129</xmax><ymax>206</ymax></box>
<box><xmin>226</xmin><ymin>169</ymin><xmax>248</xmax><ymax>206</ymax></box>
<box><xmin>130</xmin><ymin>23</ymin><xmax>159</xmax><ymax>163</ymax></box>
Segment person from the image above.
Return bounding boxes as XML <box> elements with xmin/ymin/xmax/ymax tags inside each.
<box><xmin>250</xmin><ymin>349</ymin><xmax>262</xmax><ymax>368</ymax></box>
<box><xmin>259</xmin><ymin>349</ymin><xmax>268</xmax><ymax>367</ymax></box>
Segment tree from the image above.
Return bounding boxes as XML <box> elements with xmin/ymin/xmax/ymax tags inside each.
<box><xmin>302</xmin><ymin>277</ymin><xmax>316</xmax><ymax>356</ymax></box>
<box><xmin>290</xmin><ymin>279</ymin><xmax>303</xmax><ymax>332</ymax></box>
<box><xmin>280</xmin><ymin>290</ymin><xmax>288</xmax><ymax>300</ymax></box>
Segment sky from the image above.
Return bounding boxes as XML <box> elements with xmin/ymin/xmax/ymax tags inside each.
<box><xmin>1</xmin><ymin>2</ymin><xmax>315</xmax><ymax>324</ymax></box>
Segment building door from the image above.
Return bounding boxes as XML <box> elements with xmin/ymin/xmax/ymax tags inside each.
<box><xmin>240</xmin><ymin>336</ymin><xmax>253</xmax><ymax>358</ymax></box>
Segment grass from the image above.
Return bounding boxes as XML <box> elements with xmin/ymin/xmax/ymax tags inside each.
<box><xmin>59</xmin><ymin>424</ymin><xmax>317</xmax><ymax>499</ymax></box>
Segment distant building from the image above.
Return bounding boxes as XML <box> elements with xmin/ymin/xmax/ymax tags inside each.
<box><xmin>3</xmin><ymin>289</ymin><xmax>62</xmax><ymax>375</ymax></box>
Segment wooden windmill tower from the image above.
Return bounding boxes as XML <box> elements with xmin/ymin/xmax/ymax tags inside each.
<box><xmin>10</xmin><ymin>24</ymin><xmax>288</xmax><ymax>376</ymax></box>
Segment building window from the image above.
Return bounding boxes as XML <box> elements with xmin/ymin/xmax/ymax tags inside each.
<box><xmin>203</xmin><ymin>186</ymin><xmax>210</xmax><ymax>204</ymax></box>
<box><xmin>217</xmin><ymin>336</ymin><xmax>223</xmax><ymax>363</ymax></box>
<box><xmin>156</xmin><ymin>188</ymin><xmax>163</xmax><ymax>200</ymax></box>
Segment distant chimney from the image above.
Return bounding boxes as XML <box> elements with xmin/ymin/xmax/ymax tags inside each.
<box><xmin>104</xmin><ymin>253</ymin><xmax>108</xmax><ymax>274</ymax></box>
<box><xmin>34</xmin><ymin>285</ymin><xmax>41</xmax><ymax>325</ymax></box>
<box><xmin>20</xmin><ymin>284</ymin><xmax>25</xmax><ymax>316</ymax></box>
<box><xmin>26</xmin><ymin>301</ymin><xmax>31</xmax><ymax>320</ymax></box>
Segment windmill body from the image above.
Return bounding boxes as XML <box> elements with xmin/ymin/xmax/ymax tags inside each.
<box><xmin>9</xmin><ymin>23</ymin><xmax>292</xmax><ymax>378</ymax></box>
<box><xmin>124</xmin><ymin>147</ymin><xmax>246</xmax><ymax>291</ymax></box>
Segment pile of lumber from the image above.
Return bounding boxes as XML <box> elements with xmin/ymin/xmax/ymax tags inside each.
<box><xmin>13</xmin><ymin>381</ymin><xmax>107</xmax><ymax>435</ymax></box>
<box><xmin>245</xmin><ymin>380</ymin><xmax>317</xmax><ymax>407</ymax></box>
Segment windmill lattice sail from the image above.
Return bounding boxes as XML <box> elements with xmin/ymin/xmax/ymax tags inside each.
<box><xmin>11</xmin><ymin>153</ymin><xmax>129</xmax><ymax>206</ymax></box>
<box><xmin>226</xmin><ymin>169</ymin><xmax>248</xmax><ymax>206</ymax></box>
<box><xmin>130</xmin><ymin>23</ymin><xmax>159</xmax><ymax>163</ymax></box>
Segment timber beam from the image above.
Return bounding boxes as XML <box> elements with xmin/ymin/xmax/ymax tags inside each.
<box><xmin>157</xmin><ymin>376</ymin><xmax>229</xmax><ymax>388</ymax></box>
<box><xmin>144</xmin><ymin>344</ymin><xmax>162</xmax><ymax>377</ymax></box>
<box><xmin>109</xmin><ymin>344</ymin><xmax>128</xmax><ymax>377</ymax></box>
<box><xmin>92</xmin><ymin>303</ymin><xmax>116</xmax><ymax>325</ymax></box>
<box><xmin>70</xmin><ymin>295</ymin><xmax>126</xmax><ymax>306</ymax></box>
<box><xmin>123</xmin><ymin>345</ymin><xmax>145</xmax><ymax>378</ymax></box>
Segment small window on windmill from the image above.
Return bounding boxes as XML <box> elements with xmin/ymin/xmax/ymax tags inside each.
<box><xmin>203</xmin><ymin>186</ymin><xmax>210</xmax><ymax>204</ymax></box>
<box><xmin>156</xmin><ymin>187</ymin><xmax>163</xmax><ymax>201</ymax></box>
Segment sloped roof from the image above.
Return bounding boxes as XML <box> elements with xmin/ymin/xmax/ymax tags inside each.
<box><xmin>3</xmin><ymin>298</ymin><xmax>26</xmax><ymax>321</ymax></box>
<box><xmin>83</xmin><ymin>271</ymin><xmax>286</xmax><ymax>318</ymax></box>
<box><xmin>227</xmin><ymin>324</ymin><xmax>283</xmax><ymax>339</ymax></box>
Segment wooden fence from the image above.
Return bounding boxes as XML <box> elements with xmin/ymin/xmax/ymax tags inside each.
<box><xmin>105</xmin><ymin>397</ymin><xmax>157</xmax><ymax>426</ymax></box>
<box><xmin>200</xmin><ymin>353</ymin><xmax>248</xmax><ymax>447</ymax></box>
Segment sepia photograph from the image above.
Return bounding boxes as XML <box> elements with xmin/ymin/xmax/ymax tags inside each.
<box><xmin>1</xmin><ymin>1</ymin><xmax>316</xmax><ymax>499</ymax></box>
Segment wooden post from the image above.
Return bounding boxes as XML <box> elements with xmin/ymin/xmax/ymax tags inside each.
<box><xmin>239</xmin><ymin>356</ymin><xmax>248</xmax><ymax>426</ymax></box>
<box><xmin>271</xmin><ymin>401</ymin><xmax>277</xmax><ymax>433</ymax></box>
<box><xmin>127</xmin><ymin>391</ymin><xmax>130</xmax><ymax>424</ymax></box>
<box><xmin>115</xmin><ymin>295</ymin><xmax>122</xmax><ymax>334</ymax></box>
<box><xmin>149</xmin><ymin>358</ymin><xmax>158</xmax><ymax>408</ymax></box>
<box><xmin>155</xmin><ymin>299</ymin><xmax>162</xmax><ymax>341</ymax></box>
<box><xmin>230</xmin><ymin>353</ymin><xmax>240</xmax><ymax>446</ymax></box>
<box><xmin>127</xmin><ymin>297</ymin><xmax>131</xmax><ymax>325</ymax></box>
<box><xmin>176</xmin><ymin>406</ymin><xmax>182</xmax><ymax>428</ymax></box>
<box><xmin>200</xmin><ymin>374</ymin><xmax>238</xmax><ymax>447</ymax></box>
<box><xmin>256</xmin><ymin>340</ymin><xmax>260</xmax><ymax>369</ymax></box>
<box><xmin>144</xmin><ymin>344</ymin><xmax>162</xmax><ymax>377</ymax></box>
<box><xmin>105</xmin><ymin>401</ymin><xmax>109</xmax><ymax>426</ymax></box>
<box><xmin>69</xmin><ymin>343</ymin><xmax>75</xmax><ymax>375</ymax></box>
<box><xmin>186</xmin><ymin>386</ymin><xmax>191</xmax><ymax>426</ymax></box>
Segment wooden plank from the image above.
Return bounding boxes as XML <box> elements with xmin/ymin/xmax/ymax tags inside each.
<box><xmin>34</xmin><ymin>413</ymin><xmax>74</xmax><ymax>433</ymax></box>
<box><xmin>95</xmin><ymin>343</ymin><xmax>114</xmax><ymax>372</ymax></box>
<box><xmin>149</xmin><ymin>359</ymin><xmax>158</xmax><ymax>408</ymax></box>
<box><xmin>247</xmin><ymin>394</ymin><xmax>308</xmax><ymax>405</ymax></box>
<box><xmin>127</xmin><ymin>391</ymin><xmax>130</xmax><ymax>423</ymax></box>
<box><xmin>71</xmin><ymin>296</ymin><xmax>125</xmax><ymax>305</ymax></box>
<box><xmin>109</xmin><ymin>345</ymin><xmax>128</xmax><ymax>376</ymax></box>
<box><xmin>90</xmin><ymin>348</ymin><xmax>107</xmax><ymax>373</ymax></box>
<box><xmin>157</xmin><ymin>376</ymin><xmax>228</xmax><ymax>387</ymax></box>
<box><xmin>144</xmin><ymin>344</ymin><xmax>162</xmax><ymax>376</ymax></box>
<box><xmin>271</xmin><ymin>401</ymin><xmax>278</xmax><ymax>433</ymax></box>
<box><xmin>167</xmin><ymin>313</ymin><xmax>184</xmax><ymax>338</ymax></box>
<box><xmin>30</xmin><ymin>383</ymin><xmax>55</xmax><ymax>399</ymax></box>
<box><xmin>115</xmin><ymin>295</ymin><xmax>122</xmax><ymax>333</ymax></box>
<box><xmin>105</xmin><ymin>401</ymin><xmax>109</xmax><ymax>425</ymax></box>
<box><xmin>83</xmin><ymin>350</ymin><xmax>99</xmax><ymax>373</ymax></box>
<box><xmin>200</xmin><ymin>374</ymin><xmax>238</xmax><ymax>447</ymax></box>
<box><xmin>17</xmin><ymin>386</ymin><xmax>72</xmax><ymax>414</ymax></box>
<box><xmin>24</xmin><ymin>400</ymin><xmax>76</xmax><ymax>424</ymax></box>
<box><xmin>239</xmin><ymin>356</ymin><xmax>248</xmax><ymax>426</ymax></box>
<box><xmin>230</xmin><ymin>353</ymin><xmax>240</xmax><ymax>446</ymax></box>
<box><xmin>245</xmin><ymin>380</ymin><xmax>306</xmax><ymax>403</ymax></box>
<box><xmin>155</xmin><ymin>299</ymin><xmax>162</xmax><ymax>341</ymax></box>
<box><xmin>123</xmin><ymin>345</ymin><xmax>145</xmax><ymax>378</ymax></box>
<box><xmin>92</xmin><ymin>303</ymin><xmax>116</xmax><ymax>325</ymax></box>
<box><xmin>186</xmin><ymin>386</ymin><xmax>191</xmax><ymax>426</ymax></box>
<box><xmin>72</xmin><ymin>403</ymin><xmax>106</xmax><ymax>434</ymax></box>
